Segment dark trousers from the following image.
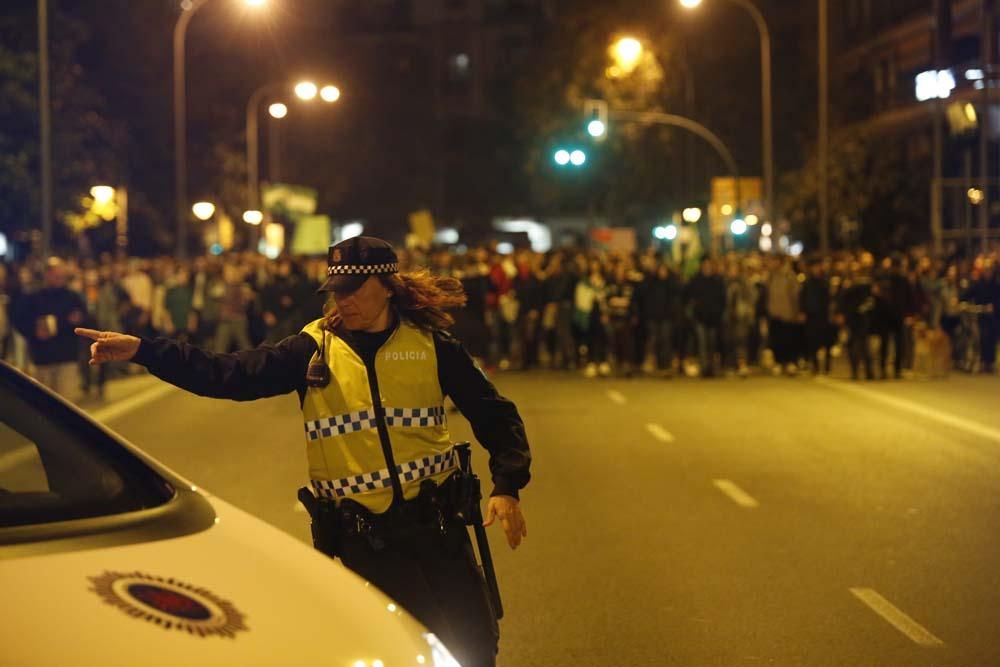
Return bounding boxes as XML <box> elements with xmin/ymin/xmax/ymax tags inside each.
<box><xmin>879</xmin><ymin>320</ymin><xmax>905</xmax><ymax>378</ymax></box>
<box><xmin>980</xmin><ymin>315</ymin><xmax>997</xmax><ymax>371</ymax></box>
<box><xmin>609</xmin><ymin>318</ymin><xmax>634</xmax><ymax>370</ymax></box>
<box><xmin>848</xmin><ymin>323</ymin><xmax>874</xmax><ymax>379</ymax></box>
<box><xmin>646</xmin><ymin>320</ymin><xmax>673</xmax><ymax>370</ymax></box>
<box><xmin>769</xmin><ymin>318</ymin><xmax>798</xmax><ymax>365</ymax></box>
<box><xmin>695</xmin><ymin>323</ymin><xmax>720</xmax><ymax>376</ymax></box>
<box><xmin>805</xmin><ymin>320</ymin><xmax>831</xmax><ymax>374</ymax></box>
<box><xmin>337</xmin><ymin>519</ymin><xmax>498</xmax><ymax>667</ymax></box>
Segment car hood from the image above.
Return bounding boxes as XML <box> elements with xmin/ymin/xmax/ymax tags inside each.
<box><xmin>1</xmin><ymin>494</ymin><xmax>436</xmax><ymax>667</ymax></box>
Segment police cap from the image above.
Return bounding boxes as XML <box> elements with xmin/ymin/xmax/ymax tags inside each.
<box><xmin>317</xmin><ymin>236</ymin><xmax>399</xmax><ymax>294</ymax></box>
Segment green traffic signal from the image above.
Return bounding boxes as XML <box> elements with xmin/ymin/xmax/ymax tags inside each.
<box><xmin>553</xmin><ymin>148</ymin><xmax>587</xmax><ymax>167</ymax></box>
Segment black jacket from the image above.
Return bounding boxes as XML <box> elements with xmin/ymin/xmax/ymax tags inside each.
<box><xmin>13</xmin><ymin>287</ymin><xmax>87</xmax><ymax>365</ymax></box>
<box><xmin>685</xmin><ymin>274</ymin><xmax>727</xmax><ymax>326</ymax></box>
<box><xmin>641</xmin><ymin>274</ymin><xmax>682</xmax><ymax>323</ymax></box>
<box><xmin>800</xmin><ymin>277</ymin><xmax>831</xmax><ymax>324</ymax></box>
<box><xmin>133</xmin><ymin>316</ymin><xmax>531</xmax><ymax>499</ymax></box>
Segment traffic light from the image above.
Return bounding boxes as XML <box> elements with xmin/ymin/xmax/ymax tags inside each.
<box><xmin>584</xmin><ymin>99</ymin><xmax>609</xmax><ymax>140</ymax></box>
<box><xmin>553</xmin><ymin>148</ymin><xmax>587</xmax><ymax>167</ymax></box>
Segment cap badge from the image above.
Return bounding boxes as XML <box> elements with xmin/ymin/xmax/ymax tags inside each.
<box><xmin>332</xmin><ymin>249</ymin><xmax>342</xmax><ymax>263</ymax></box>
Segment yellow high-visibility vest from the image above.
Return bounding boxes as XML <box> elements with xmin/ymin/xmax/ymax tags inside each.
<box><xmin>299</xmin><ymin>318</ymin><xmax>454</xmax><ymax>514</ymax></box>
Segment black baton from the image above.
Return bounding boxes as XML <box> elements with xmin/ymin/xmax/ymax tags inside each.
<box><xmin>455</xmin><ymin>443</ymin><xmax>505</xmax><ymax>620</ymax></box>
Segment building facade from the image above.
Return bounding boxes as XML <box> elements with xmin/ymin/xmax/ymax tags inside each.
<box><xmin>832</xmin><ymin>0</ymin><xmax>1000</xmax><ymax>252</ymax></box>
<box><xmin>332</xmin><ymin>0</ymin><xmax>552</xmax><ymax>235</ymax></box>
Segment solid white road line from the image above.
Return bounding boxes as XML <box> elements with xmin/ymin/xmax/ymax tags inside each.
<box><xmin>816</xmin><ymin>376</ymin><xmax>1000</xmax><ymax>445</ymax></box>
<box><xmin>89</xmin><ymin>383</ymin><xmax>178</xmax><ymax>424</ymax></box>
<box><xmin>646</xmin><ymin>423</ymin><xmax>675</xmax><ymax>443</ymax></box>
<box><xmin>0</xmin><ymin>446</ymin><xmax>38</xmax><ymax>473</ymax></box>
<box><xmin>712</xmin><ymin>479</ymin><xmax>759</xmax><ymax>508</ymax></box>
<box><xmin>849</xmin><ymin>588</ymin><xmax>945</xmax><ymax>647</ymax></box>
<box><xmin>606</xmin><ymin>390</ymin><xmax>627</xmax><ymax>405</ymax></box>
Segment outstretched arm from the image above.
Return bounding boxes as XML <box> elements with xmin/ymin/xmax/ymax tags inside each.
<box><xmin>76</xmin><ymin>328</ymin><xmax>316</xmax><ymax>402</ymax></box>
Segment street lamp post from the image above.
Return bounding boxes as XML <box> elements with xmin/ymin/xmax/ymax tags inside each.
<box><xmin>246</xmin><ymin>80</ymin><xmax>340</xmax><ymax>213</ymax></box>
<box><xmin>818</xmin><ymin>0</ymin><xmax>829</xmax><ymax>255</ymax></box>
<box><xmin>681</xmin><ymin>0</ymin><xmax>773</xmax><ymax>230</ymax></box>
<box><xmin>173</xmin><ymin>0</ymin><xmax>210</xmax><ymax>261</ymax></box>
<box><xmin>38</xmin><ymin>0</ymin><xmax>53</xmax><ymax>258</ymax></box>
<box><xmin>174</xmin><ymin>0</ymin><xmax>266</xmax><ymax>261</ymax></box>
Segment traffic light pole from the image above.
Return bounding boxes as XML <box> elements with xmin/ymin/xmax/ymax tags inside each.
<box><xmin>609</xmin><ymin>109</ymin><xmax>742</xmax><ymax>216</ymax></box>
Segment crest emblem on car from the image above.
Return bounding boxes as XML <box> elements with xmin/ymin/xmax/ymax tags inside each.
<box><xmin>332</xmin><ymin>249</ymin><xmax>342</xmax><ymax>262</ymax></box>
<box><xmin>89</xmin><ymin>571</ymin><xmax>248</xmax><ymax>638</ymax></box>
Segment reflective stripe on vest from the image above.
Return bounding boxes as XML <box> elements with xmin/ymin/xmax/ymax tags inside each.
<box><xmin>310</xmin><ymin>447</ymin><xmax>458</xmax><ymax>499</ymax></box>
<box><xmin>304</xmin><ymin>406</ymin><xmax>446</xmax><ymax>441</ymax></box>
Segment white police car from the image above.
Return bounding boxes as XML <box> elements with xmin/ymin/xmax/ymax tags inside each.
<box><xmin>0</xmin><ymin>362</ymin><xmax>460</xmax><ymax>666</ymax></box>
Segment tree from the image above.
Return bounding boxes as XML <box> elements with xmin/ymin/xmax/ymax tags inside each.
<box><xmin>780</xmin><ymin>128</ymin><xmax>930</xmax><ymax>252</ymax></box>
<box><xmin>0</xmin><ymin>4</ymin><xmax>125</xmax><ymax>254</ymax></box>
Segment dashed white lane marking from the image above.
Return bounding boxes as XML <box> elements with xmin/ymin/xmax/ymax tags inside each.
<box><xmin>712</xmin><ymin>479</ymin><xmax>759</xmax><ymax>508</ymax></box>
<box><xmin>646</xmin><ymin>423</ymin><xmax>675</xmax><ymax>443</ymax></box>
<box><xmin>606</xmin><ymin>390</ymin><xmax>627</xmax><ymax>405</ymax></box>
<box><xmin>849</xmin><ymin>588</ymin><xmax>945</xmax><ymax>647</ymax></box>
<box><xmin>0</xmin><ymin>446</ymin><xmax>38</xmax><ymax>473</ymax></box>
<box><xmin>816</xmin><ymin>376</ymin><xmax>1000</xmax><ymax>445</ymax></box>
<box><xmin>89</xmin><ymin>383</ymin><xmax>179</xmax><ymax>423</ymax></box>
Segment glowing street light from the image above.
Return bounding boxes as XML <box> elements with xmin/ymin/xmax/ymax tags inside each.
<box><xmin>731</xmin><ymin>217</ymin><xmax>748</xmax><ymax>235</ymax></box>
<box><xmin>554</xmin><ymin>149</ymin><xmax>571</xmax><ymax>166</ymax></box>
<box><xmin>294</xmin><ymin>80</ymin><xmax>318</xmax><ymax>101</ymax></box>
<box><xmin>682</xmin><ymin>207</ymin><xmax>703</xmax><ymax>223</ymax></box>
<box><xmin>611</xmin><ymin>37</ymin><xmax>643</xmax><ymax>71</ymax></box>
<box><xmin>320</xmin><ymin>85</ymin><xmax>341</xmax><ymax>103</ymax></box>
<box><xmin>570</xmin><ymin>149</ymin><xmax>587</xmax><ymax>166</ymax></box>
<box><xmin>679</xmin><ymin>0</ymin><xmax>703</xmax><ymax>7</ymax></box>
<box><xmin>268</xmin><ymin>102</ymin><xmax>288</xmax><ymax>119</ymax></box>
<box><xmin>745</xmin><ymin>213</ymin><xmax>760</xmax><ymax>225</ymax></box>
<box><xmin>192</xmin><ymin>201</ymin><xmax>216</xmax><ymax>221</ymax></box>
<box><xmin>244</xmin><ymin>0</ymin><xmax>267</xmax><ymax>5</ymax></box>
<box><xmin>242</xmin><ymin>209</ymin><xmax>264</xmax><ymax>225</ymax></box>
<box><xmin>90</xmin><ymin>185</ymin><xmax>116</xmax><ymax>205</ymax></box>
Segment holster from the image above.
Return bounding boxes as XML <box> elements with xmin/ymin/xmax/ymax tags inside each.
<box><xmin>298</xmin><ymin>487</ymin><xmax>342</xmax><ymax>557</ymax></box>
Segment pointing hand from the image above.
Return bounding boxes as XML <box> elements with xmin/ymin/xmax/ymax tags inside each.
<box><xmin>75</xmin><ymin>328</ymin><xmax>141</xmax><ymax>366</ymax></box>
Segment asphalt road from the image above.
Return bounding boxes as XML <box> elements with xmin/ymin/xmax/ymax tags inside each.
<box><xmin>96</xmin><ymin>370</ymin><xmax>1000</xmax><ymax>666</ymax></box>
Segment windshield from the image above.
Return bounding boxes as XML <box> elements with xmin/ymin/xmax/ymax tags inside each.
<box><xmin>0</xmin><ymin>367</ymin><xmax>174</xmax><ymax>528</ymax></box>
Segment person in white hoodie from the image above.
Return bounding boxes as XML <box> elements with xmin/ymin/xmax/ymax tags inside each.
<box><xmin>765</xmin><ymin>256</ymin><xmax>802</xmax><ymax>375</ymax></box>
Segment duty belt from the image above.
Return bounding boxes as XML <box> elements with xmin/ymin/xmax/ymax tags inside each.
<box><xmin>309</xmin><ymin>448</ymin><xmax>459</xmax><ymax>500</ymax></box>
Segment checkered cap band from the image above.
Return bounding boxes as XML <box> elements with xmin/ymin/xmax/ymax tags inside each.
<box><xmin>310</xmin><ymin>448</ymin><xmax>459</xmax><ymax>499</ymax></box>
<box><xmin>326</xmin><ymin>263</ymin><xmax>399</xmax><ymax>276</ymax></box>
<box><xmin>304</xmin><ymin>406</ymin><xmax>445</xmax><ymax>440</ymax></box>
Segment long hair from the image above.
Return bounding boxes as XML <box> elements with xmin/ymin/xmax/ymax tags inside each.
<box><xmin>323</xmin><ymin>270</ymin><xmax>467</xmax><ymax>333</ymax></box>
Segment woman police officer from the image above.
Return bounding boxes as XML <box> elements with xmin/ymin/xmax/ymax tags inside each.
<box><xmin>77</xmin><ymin>237</ymin><xmax>531</xmax><ymax>667</ymax></box>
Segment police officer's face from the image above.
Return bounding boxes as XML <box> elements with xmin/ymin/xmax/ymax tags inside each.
<box><xmin>333</xmin><ymin>276</ymin><xmax>392</xmax><ymax>331</ymax></box>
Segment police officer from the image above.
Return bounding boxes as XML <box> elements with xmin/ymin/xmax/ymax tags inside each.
<box><xmin>76</xmin><ymin>237</ymin><xmax>531</xmax><ymax>666</ymax></box>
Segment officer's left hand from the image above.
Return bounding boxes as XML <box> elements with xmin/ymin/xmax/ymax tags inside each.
<box><xmin>484</xmin><ymin>495</ymin><xmax>527</xmax><ymax>550</ymax></box>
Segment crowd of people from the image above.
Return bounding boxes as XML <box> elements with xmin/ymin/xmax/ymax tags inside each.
<box><xmin>2</xmin><ymin>244</ymin><xmax>999</xmax><ymax>400</ymax></box>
